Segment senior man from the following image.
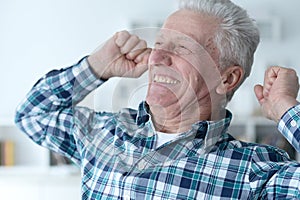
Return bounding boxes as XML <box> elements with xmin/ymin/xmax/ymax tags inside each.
<box><xmin>15</xmin><ymin>0</ymin><xmax>300</xmax><ymax>199</ymax></box>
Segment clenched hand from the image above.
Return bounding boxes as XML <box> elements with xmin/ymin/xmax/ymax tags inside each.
<box><xmin>88</xmin><ymin>30</ymin><xmax>151</xmax><ymax>80</ymax></box>
<box><xmin>254</xmin><ymin>66</ymin><xmax>299</xmax><ymax>122</ymax></box>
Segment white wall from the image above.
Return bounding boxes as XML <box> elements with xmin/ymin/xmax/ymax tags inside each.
<box><xmin>0</xmin><ymin>0</ymin><xmax>176</xmax><ymax>120</ymax></box>
<box><xmin>229</xmin><ymin>0</ymin><xmax>300</xmax><ymax>116</ymax></box>
<box><xmin>0</xmin><ymin>0</ymin><xmax>300</xmax><ymax>120</ymax></box>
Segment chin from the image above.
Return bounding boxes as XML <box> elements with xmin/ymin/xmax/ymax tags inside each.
<box><xmin>146</xmin><ymin>94</ymin><xmax>178</xmax><ymax>109</ymax></box>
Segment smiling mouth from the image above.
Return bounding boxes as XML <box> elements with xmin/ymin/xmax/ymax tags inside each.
<box><xmin>153</xmin><ymin>75</ymin><xmax>180</xmax><ymax>84</ymax></box>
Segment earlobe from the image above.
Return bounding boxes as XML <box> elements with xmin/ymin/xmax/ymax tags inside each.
<box><xmin>216</xmin><ymin>66</ymin><xmax>244</xmax><ymax>95</ymax></box>
<box><xmin>216</xmin><ymin>78</ymin><xmax>227</xmax><ymax>95</ymax></box>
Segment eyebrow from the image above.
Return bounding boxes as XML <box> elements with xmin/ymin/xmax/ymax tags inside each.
<box><xmin>156</xmin><ymin>31</ymin><xmax>199</xmax><ymax>44</ymax></box>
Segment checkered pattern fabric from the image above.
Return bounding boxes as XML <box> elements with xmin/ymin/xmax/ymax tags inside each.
<box><xmin>15</xmin><ymin>57</ymin><xmax>300</xmax><ymax>199</ymax></box>
<box><xmin>278</xmin><ymin>104</ymin><xmax>300</xmax><ymax>152</ymax></box>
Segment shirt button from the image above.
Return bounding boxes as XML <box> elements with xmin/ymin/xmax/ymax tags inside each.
<box><xmin>137</xmin><ymin>163</ymin><xmax>144</xmax><ymax>170</ymax></box>
<box><xmin>291</xmin><ymin>120</ymin><xmax>297</xmax><ymax>127</ymax></box>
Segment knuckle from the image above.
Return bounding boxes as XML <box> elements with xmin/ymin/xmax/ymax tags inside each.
<box><xmin>130</xmin><ymin>35</ymin><xmax>139</xmax><ymax>41</ymax></box>
<box><xmin>140</xmin><ymin>40</ymin><xmax>147</xmax><ymax>47</ymax></box>
<box><xmin>117</xmin><ymin>30</ymin><xmax>130</xmax><ymax>40</ymax></box>
<box><xmin>120</xmin><ymin>30</ymin><xmax>129</xmax><ymax>35</ymax></box>
<box><xmin>290</xmin><ymin>68</ymin><xmax>297</xmax><ymax>74</ymax></box>
<box><xmin>286</xmin><ymin>68</ymin><xmax>297</xmax><ymax>76</ymax></box>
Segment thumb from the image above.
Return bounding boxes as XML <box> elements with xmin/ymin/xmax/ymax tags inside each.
<box><xmin>133</xmin><ymin>48</ymin><xmax>151</xmax><ymax>77</ymax></box>
<box><xmin>134</xmin><ymin>62</ymin><xmax>148</xmax><ymax>78</ymax></box>
<box><xmin>254</xmin><ymin>84</ymin><xmax>264</xmax><ymax>104</ymax></box>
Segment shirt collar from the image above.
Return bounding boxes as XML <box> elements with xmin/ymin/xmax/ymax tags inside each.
<box><xmin>197</xmin><ymin>111</ymin><xmax>232</xmax><ymax>153</ymax></box>
<box><xmin>136</xmin><ymin>101</ymin><xmax>150</xmax><ymax>126</ymax></box>
<box><xmin>136</xmin><ymin>101</ymin><xmax>232</xmax><ymax>150</ymax></box>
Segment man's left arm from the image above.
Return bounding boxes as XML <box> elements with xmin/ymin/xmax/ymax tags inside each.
<box><xmin>260</xmin><ymin>160</ymin><xmax>300</xmax><ymax>199</ymax></box>
<box><xmin>250</xmin><ymin>147</ymin><xmax>300</xmax><ymax>199</ymax></box>
<box><xmin>254</xmin><ymin>66</ymin><xmax>300</xmax><ymax>151</ymax></box>
<box><xmin>278</xmin><ymin>104</ymin><xmax>300</xmax><ymax>152</ymax></box>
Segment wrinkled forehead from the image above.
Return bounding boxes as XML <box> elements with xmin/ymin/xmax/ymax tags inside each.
<box><xmin>155</xmin><ymin>28</ymin><xmax>205</xmax><ymax>51</ymax></box>
<box><xmin>156</xmin><ymin>28</ymin><xmax>197</xmax><ymax>42</ymax></box>
<box><xmin>161</xmin><ymin>9</ymin><xmax>218</xmax><ymax>44</ymax></box>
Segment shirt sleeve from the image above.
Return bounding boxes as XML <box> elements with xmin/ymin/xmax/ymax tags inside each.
<box><xmin>14</xmin><ymin>57</ymin><xmax>104</xmax><ymax>165</ymax></box>
<box><xmin>261</xmin><ymin>161</ymin><xmax>300</xmax><ymax>199</ymax></box>
<box><xmin>250</xmin><ymin>145</ymin><xmax>300</xmax><ymax>199</ymax></box>
<box><xmin>278</xmin><ymin>104</ymin><xmax>300</xmax><ymax>152</ymax></box>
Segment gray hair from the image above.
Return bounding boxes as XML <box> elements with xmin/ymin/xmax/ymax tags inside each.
<box><xmin>179</xmin><ymin>0</ymin><xmax>260</xmax><ymax>101</ymax></box>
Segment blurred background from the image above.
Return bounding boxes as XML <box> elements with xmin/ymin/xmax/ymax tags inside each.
<box><xmin>0</xmin><ymin>0</ymin><xmax>299</xmax><ymax>199</ymax></box>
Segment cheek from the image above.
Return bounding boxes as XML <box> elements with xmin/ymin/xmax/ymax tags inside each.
<box><xmin>191</xmin><ymin>76</ymin><xmax>207</xmax><ymax>93</ymax></box>
<box><xmin>184</xmin><ymin>56</ymin><xmax>221</xmax><ymax>91</ymax></box>
<box><xmin>185</xmin><ymin>71</ymin><xmax>210</xmax><ymax>95</ymax></box>
<box><xmin>180</xmin><ymin>62</ymin><xmax>203</xmax><ymax>85</ymax></box>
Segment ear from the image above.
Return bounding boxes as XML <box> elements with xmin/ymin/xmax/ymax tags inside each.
<box><xmin>216</xmin><ymin>66</ymin><xmax>244</xmax><ymax>95</ymax></box>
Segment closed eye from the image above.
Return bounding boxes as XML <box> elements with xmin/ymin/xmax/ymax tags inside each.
<box><xmin>154</xmin><ymin>42</ymin><xmax>162</xmax><ymax>48</ymax></box>
<box><xmin>174</xmin><ymin>45</ymin><xmax>193</xmax><ymax>55</ymax></box>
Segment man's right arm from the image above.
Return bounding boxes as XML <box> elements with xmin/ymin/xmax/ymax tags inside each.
<box><xmin>14</xmin><ymin>57</ymin><xmax>104</xmax><ymax>165</ymax></box>
<box><xmin>14</xmin><ymin>31</ymin><xmax>150</xmax><ymax>164</ymax></box>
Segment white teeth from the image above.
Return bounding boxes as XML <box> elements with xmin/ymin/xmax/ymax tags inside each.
<box><xmin>154</xmin><ymin>75</ymin><xmax>179</xmax><ymax>84</ymax></box>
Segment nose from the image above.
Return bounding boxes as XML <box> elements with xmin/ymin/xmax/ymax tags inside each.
<box><xmin>149</xmin><ymin>48</ymin><xmax>172</xmax><ymax>66</ymax></box>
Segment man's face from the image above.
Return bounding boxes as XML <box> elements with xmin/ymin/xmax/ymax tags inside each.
<box><xmin>146</xmin><ymin>9</ymin><xmax>221</xmax><ymax>110</ymax></box>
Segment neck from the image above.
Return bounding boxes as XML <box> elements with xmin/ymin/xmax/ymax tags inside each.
<box><xmin>148</xmin><ymin>98</ymin><xmax>225</xmax><ymax>133</ymax></box>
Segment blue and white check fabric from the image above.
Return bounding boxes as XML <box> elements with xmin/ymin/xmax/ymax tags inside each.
<box><xmin>15</xmin><ymin>57</ymin><xmax>300</xmax><ymax>199</ymax></box>
<box><xmin>278</xmin><ymin>104</ymin><xmax>300</xmax><ymax>152</ymax></box>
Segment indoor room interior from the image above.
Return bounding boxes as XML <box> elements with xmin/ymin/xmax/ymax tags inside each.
<box><xmin>0</xmin><ymin>0</ymin><xmax>300</xmax><ymax>199</ymax></box>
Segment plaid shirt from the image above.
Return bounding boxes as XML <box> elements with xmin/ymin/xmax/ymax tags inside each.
<box><xmin>279</xmin><ymin>104</ymin><xmax>300</xmax><ymax>153</ymax></box>
<box><xmin>15</xmin><ymin>57</ymin><xmax>300</xmax><ymax>199</ymax></box>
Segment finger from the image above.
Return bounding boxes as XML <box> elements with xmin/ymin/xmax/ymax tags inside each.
<box><xmin>262</xmin><ymin>67</ymin><xmax>278</xmax><ymax>97</ymax></box>
<box><xmin>115</xmin><ymin>31</ymin><xmax>130</xmax><ymax>47</ymax></box>
<box><xmin>134</xmin><ymin>48</ymin><xmax>152</xmax><ymax>63</ymax></box>
<box><xmin>134</xmin><ymin>61</ymin><xmax>149</xmax><ymax>77</ymax></box>
<box><xmin>130</xmin><ymin>50</ymin><xmax>150</xmax><ymax>77</ymax></box>
<box><xmin>120</xmin><ymin>35</ymin><xmax>140</xmax><ymax>54</ymax></box>
<box><xmin>254</xmin><ymin>84</ymin><xmax>264</xmax><ymax>104</ymax></box>
<box><xmin>126</xmin><ymin>40</ymin><xmax>148</xmax><ymax>60</ymax></box>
